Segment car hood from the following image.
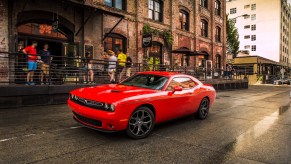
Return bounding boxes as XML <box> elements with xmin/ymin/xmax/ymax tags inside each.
<box><xmin>70</xmin><ymin>84</ymin><xmax>158</xmax><ymax>103</ymax></box>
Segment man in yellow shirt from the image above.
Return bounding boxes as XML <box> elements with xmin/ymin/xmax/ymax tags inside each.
<box><xmin>117</xmin><ymin>49</ymin><xmax>127</xmax><ymax>82</ymax></box>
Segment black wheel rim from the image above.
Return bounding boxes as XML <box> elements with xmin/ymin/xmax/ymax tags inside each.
<box><xmin>128</xmin><ymin>110</ymin><xmax>153</xmax><ymax>137</ymax></box>
<box><xmin>200</xmin><ymin>99</ymin><xmax>209</xmax><ymax>117</ymax></box>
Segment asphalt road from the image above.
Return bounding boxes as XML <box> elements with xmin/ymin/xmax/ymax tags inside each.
<box><xmin>1</xmin><ymin>85</ymin><xmax>291</xmax><ymax>164</ymax></box>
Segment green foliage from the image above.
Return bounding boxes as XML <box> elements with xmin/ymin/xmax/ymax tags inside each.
<box><xmin>226</xmin><ymin>14</ymin><xmax>240</xmax><ymax>58</ymax></box>
<box><xmin>163</xmin><ymin>30</ymin><xmax>173</xmax><ymax>45</ymax></box>
<box><xmin>142</xmin><ymin>24</ymin><xmax>152</xmax><ymax>35</ymax></box>
<box><xmin>142</xmin><ymin>24</ymin><xmax>173</xmax><ymax>45</ymax></box>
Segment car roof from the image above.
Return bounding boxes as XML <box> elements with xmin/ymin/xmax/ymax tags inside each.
<box><xmin>137</xmin><ymin>71</ymin><xmax>184</xmax><ymax>77</ymax></box>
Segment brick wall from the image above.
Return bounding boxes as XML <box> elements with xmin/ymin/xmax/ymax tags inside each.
<box><xmin>0</xmin><ymin>0</ymin><xmax>9</xmax><ymax>83</ymax></box>
<box><xmin>3</xmin><ymin>0</ymin><xmax>226</xmax><ymax>73</ymax></box>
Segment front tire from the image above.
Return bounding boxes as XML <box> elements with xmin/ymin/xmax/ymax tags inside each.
<box><xmin>126</xmin><ymin>106</ymin><xmax>155</xmax><ymax>139</ymax></box>
<box><xmin>196</xmin><ymin>98</ymin><xmax>210</xmax><ymax>120</ymax></box>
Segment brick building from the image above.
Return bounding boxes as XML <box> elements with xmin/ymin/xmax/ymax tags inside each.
<box><xmin>0</xmin><ymin>0</ymin><xmax>226</xmax><ymax>82</ymax></box>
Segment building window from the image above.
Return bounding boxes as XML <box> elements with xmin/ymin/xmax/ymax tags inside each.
<box><xmin>244</xmin><ymin>25</ymin><xmax>250</xmax><ymax>29</ymax></box>
<box><xmin>230</xmin><ymin>8</ymin><xmax>236</xmax><ymax>14</ymax></box>
<box><xmin>200</xmin><ymin>0</ymin><xmax>208</xmax><ymax>9</ymax></box>
<box><xmin>251</xmin><ymin>45</ymin><xmax>256</xmax><ymax>51</ymax></box>
<box><xmin>201</xmin><ymin>19</ymin><xmax>208</xmax><ymax>37</ymax></box>
<box><xmin>104</xmin><ymin>0</ymin><xmax>126</xmax><ymax>10</ymax></box>
<box><xmin>244</xmin><ymin>35</ymin><xmax>250</xmax><ymax>39</ymax></box>
<box><xmin>251</xmin><ymin>35</ymin><xmax>256</xmax><ymax>41</ymax></box>
<box><xmin>104</xmin><ymin>34</ymin><xmax>127</xmax><ymax>53</ymax></box>
<box><xmin>244</xmin><ymin>5</ymin><xmax>250</xmax><ymax>9</ymax></box>
<box><xmin>251</xmin><ymin>4</ymin><xmax>256</xmax><ymax>10</ymax></box>
<box><xmin>244</xmin><ymin>45</ymin><xmax>250</xmax><ymax>49</ymax></box>
<box><xmin>251</xmin><ymin>14</ymin><xmax>256</xmax><ymax>20</ymax></box>
<box><xmin>215</xmin><ymin>0</ymin><xmax>221</xmax><ymax>16</ymax></box>
<box><xmin>215</xmin><ymin>26</ymin><xmax>221</xmax><ymax>42</ymax></box>
<box><xmin>179</xmin><ymin>10</ymin><xmax>189</xmax><ymax>31</ymax></box>
<box><xmin>251</xmin><ymin>24</ymin><xmax>256</xmax><ymax>30</ymax></box>
<box><xmin>232</xmin><ymin>18</ymin><xmax>237</xmax><ymax>23</ymax></box>
<box><xmin>148</xmin><ymin>0</ymin><xmax>163</xmax><ymax>22</ymax></box>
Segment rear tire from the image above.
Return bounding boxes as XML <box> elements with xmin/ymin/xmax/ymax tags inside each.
<box><xmin>126</xmin><ymin>106</ymin><xmax>155</xmax><ymax>139</ymax></box>
<box><xmin>196</xmin><ymin>98</ymin><xmax>210</xmax><ymax>120</ymax></box>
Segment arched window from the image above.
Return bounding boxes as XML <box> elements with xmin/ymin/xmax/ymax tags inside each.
<box><xmin>200</xmin><ymin>0</ymin><xmax>208</xmax><ymax>9</ymax></box>
<box><xmin>201</xmin><ymin>19</ymin><xmax>208</xmax><ymax>37</ymax></box>
<box><xmin>179</xmin><ymin>9</ymin><xmax>189</xmax><ymax>31</ymax></box>
<box><xmin>148</xmin><ymin>0</ymin><xmax>163</xmax><ymax>22</ymax></box>
<box><xmin>215</xmin><ymin>0</ymin><xmax>221</xmax><ymax>16</ymax></box>
<box><xmin>215</xmin><ymin>26</ymin><xmax>221</xmax><ymax>42</ymax></box>
<box><xmin>104</xmin><ymin>33</ymin><xmax>127</xmax><ymax>53</ymax></box>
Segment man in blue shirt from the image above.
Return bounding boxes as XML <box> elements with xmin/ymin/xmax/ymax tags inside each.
<box><xmin>39</xmin><ymin>43</ymin><xmax>52</xmax><ymax>85</ymax></box>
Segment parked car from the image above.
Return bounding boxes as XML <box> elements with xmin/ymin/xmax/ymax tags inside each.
<box><xmin>68</xmin><ymin>71</ymin><xmax>216</xmax><ymax>139</ymax></box>
<box><xmin>273</xmin><ymin>78</ymin><xmax>290</xmax><ymax>85</ymax></box>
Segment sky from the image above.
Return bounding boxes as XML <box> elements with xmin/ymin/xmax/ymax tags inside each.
<box><xmin>289</xmin><ymin>0</ymin><xmax>291</xmax><ymax>4</ymax></box>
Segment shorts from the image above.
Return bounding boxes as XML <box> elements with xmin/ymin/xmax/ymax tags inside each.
<box><xmin>117</xmin><ymin>65</ymin><xmax>124</xmax><ymax>73</ymax></box>
<box><xmin>108</xmin><ymin>68</ymin><xmax>116</xmax><ymax>73</ymax></box>
<box><xmin>41</xmin><ymin>63</ymin><xmax>50</xmax><ymax>75</ymax></box>
<box><xmin>28</xmin><ymin>61</ymin><xmax>37</xmax><ymax>71</ymax></box>
<box><xmin>126</xmin><ymin>68</ymin><xmax>131</xmax><ymax>77</ymax></box>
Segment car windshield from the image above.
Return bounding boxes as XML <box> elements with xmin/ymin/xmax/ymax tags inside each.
<box><xmin>121</xmin><ymin>74</ymin><xmax>169</xmax><ymax>90</ymax></box>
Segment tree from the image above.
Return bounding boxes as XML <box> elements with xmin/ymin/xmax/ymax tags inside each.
<box><xmin>226</xmin><ymin>14</ymin><xmax>240</xmax><ymax>58</ymax></box>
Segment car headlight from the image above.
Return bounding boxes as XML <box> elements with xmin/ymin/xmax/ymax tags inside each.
<box><xmin>109</xmin><ymin>104</ymin><xmax>115</xmax><ymax>112</ymax></box>
<box><xmin>69</xmin><ymin>94</ymin><xmax>75</xmax><ymax>100</ymax></box>
<box><xmin>104</xmin><ymin>103</ymin><xmax>115</xmax><ymax>112</ymax></box>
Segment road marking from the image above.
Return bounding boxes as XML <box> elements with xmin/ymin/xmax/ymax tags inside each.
<box><xmin>0</xmin><ymin>126</ymin><xmax>83</xmax><ymax>143</ymax></box>
<box><xmin>69</xmin><ymin>126</ymin><xmax>83</xmax><ymax>129</ymax></box>
<box><xmin>0</xmin><ymin>133</ymin><xmax>36</xmax><ymax>142</ymax></box>
<box><xmin>0</xmin><ymin>137</ymin><xmax>17</xmax><ymax>142</ymax></box>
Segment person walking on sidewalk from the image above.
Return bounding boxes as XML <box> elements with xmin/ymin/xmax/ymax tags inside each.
<box><xmin>22</xmin><ymin>41</ymin><xmax>38</xmax><ymax>85</ymax></box>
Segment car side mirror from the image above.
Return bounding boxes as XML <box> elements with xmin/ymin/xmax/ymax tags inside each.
<box><xmin>172</xmin><ymin>86</ymin><xmax>183</xmax><ymax>93</ymax></box>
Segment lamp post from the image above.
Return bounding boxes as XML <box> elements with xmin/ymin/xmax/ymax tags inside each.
<box><xmin>230</xmin><ymin>14</ymin><xmax>250</xmax><ymax>22</ymax></box>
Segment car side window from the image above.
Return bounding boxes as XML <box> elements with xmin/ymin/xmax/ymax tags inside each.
<box><xmin>166</xmin><ymin>77</ymin><xmax>197</xmax><ymax>91</ymax></box>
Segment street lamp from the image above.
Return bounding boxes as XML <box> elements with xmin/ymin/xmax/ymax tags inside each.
<box><xmin>233</xmin><ymin>14</ymin><xmax>249</xmax><ymax>19</ymax></box>
<box><xmin>230</xmin><ymin>14</ymin><xmax>250</xmax><ymax>22</ymax></box>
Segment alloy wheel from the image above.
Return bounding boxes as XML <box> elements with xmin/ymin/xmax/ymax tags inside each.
<box><xmin>196</xmin><ymin>98</ymin><xmax>209</xmax><ymax>119</ymax></box>
<box><xmin>128</xmin><ymin>109</ymin><xmax>153</xmax><ymax>137</ymax></box>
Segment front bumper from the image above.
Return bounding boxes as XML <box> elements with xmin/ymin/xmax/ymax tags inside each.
<box><xmin>68</xmin><ymin>100</ymin><xmax>129</xmax><ymax>131</ymax></box>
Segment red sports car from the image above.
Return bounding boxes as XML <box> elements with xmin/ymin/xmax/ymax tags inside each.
<box><xmin>68</xmin><ymin>71</ymin><xmax>216</xmax><ymax>139</ymax></box>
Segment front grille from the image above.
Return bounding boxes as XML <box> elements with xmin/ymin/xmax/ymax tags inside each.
<box><xmin>70</xmin><ymin>96</ymin><xmax>107</xmax><ymax>110</ymax></box>
<box><xmin>74</xmin><ymin>112</ymin><xmax>102</xmax><ymax>127</ymax></box>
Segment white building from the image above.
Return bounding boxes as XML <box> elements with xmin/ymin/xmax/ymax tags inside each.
<box><xmin>226</xmin><ymin>0</ymin><xmax>291</xmax><ymax>67</ymax></box>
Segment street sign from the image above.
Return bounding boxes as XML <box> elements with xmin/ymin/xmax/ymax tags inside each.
<box><xmin>142</xmin><ymin>34</ymin><xmax>152</xmax><ymax>48</ymax></box>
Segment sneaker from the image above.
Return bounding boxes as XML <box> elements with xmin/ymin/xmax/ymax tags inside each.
<box><xmin>41</xmin><ymin>82</ymin><xmax>45</xmax><ymax>85</ymax></box>
<box><xmin>30</xmin><ymin>82</ymin><xmax>36</xmax><ymax>85</ymax></box>
<box><xmin>25</xmin><ymin>82</ymin><xmax>31</xmax><ymax>85</ymax></box>
<box><xmin>83</xmin><ymin>81</ymin><xmax>87</xmax><ymax>84</ymax></box>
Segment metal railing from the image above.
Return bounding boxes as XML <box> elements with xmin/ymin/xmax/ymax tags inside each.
<box><xmin>0</xmin><ymin>52</ymin><xmax>248</xmax><ymax>85</ymax></box>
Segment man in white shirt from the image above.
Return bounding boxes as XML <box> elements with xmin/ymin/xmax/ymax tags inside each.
<box><xmin>108</xmin><ymin>50</ymin><xmax>117</xmax><ymax>83</ymax></box>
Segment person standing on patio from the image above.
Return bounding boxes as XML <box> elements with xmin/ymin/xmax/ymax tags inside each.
<box><xmin>22</xmin><ymin>41</ymin><xmax>38</xmax><ymax>85</ymax></box>
<box><xmin>39</xmin><ymin>43</ymin><xmax>52</xmax><ymax>85</ymax></box>
<box><xmin>125</xmin><ymin>55</ymin><xmax>132</xmax><ymax>78</ymax></box>
<box><xmin>83</xmin><ymin>53</ymin><xmax>94</xmax><ymax>84</ymax></box>
<box><xmin>116</xmin><ymin>49</ymin><xmax>127</xmax><ymax>82</ymax></box>
<box><xmin>108</xmin><ymin>50</ymin><xmax>117</xmax><ymax>83</ymax></box>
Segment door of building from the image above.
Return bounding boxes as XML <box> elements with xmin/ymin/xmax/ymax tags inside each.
<box><xmin>148</xmin><ymin>42</ymin><xmax>162</xmax><ymax>71</ymax></box>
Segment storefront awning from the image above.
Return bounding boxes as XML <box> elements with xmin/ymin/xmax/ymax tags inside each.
<box><xmin>172</xmin><ymin>48</ymin><xmax>207</xmax><ymax>56</ymax></box>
